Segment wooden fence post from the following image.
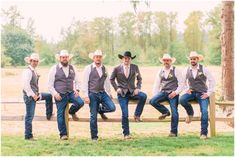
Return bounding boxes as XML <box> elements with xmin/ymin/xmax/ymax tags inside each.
<box><xmin>209</xmin><ymin>92</ymin><xmax>216</xmax><ymax>137</ymax></box>
<box><xmin>65</xmin><ymin>103</ymin><xmax>69</xmax><ymax>138</ymax></box>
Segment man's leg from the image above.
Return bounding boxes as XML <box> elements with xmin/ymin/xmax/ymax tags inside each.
<box><xmin>179</xmin><ymin>93</ymin><xmax>195</xmax><ymax>123</ymax></box>
<box><xmin>68</xmin><ymin>92</ymin><xmax>84</xmax><ymax>120</ymax></box>
<box><xmin>24</xmin><ymin>95</ymin><xmax>36</xmax><ymax>139</ymax></box>
<box><xmin>118</xmin><ymin>94</ymin><xmax>130</xmax><ymax>136</ymax></box>
<box><xmin>196</xmin><ymin>93</ymin><xmax>209</xmax><ymax>137</ymax></box>
<box><xmin>55</xmin><ymin>94</ymin><xmax>69</xmax><ymax>138</ymax></box>
<box><xmin>40</xmin><ymin>92</ymin><xmax>53</xmax><ymax>120</ymax></box>
<box><xmin>99</xmin><ymin>92</ymin><xmax>116</xmax><ymax>114</ymax></box>
<box><xmin>130</xmin><ymin>91</ymin><xmax>147</xmax><ymax>119</ymax></box>
<box><xmin>168</xmin><ymin>95</ymin><xmax>179</xmax><ymax>136</ymax></box>
<box><xmin>89</xmin><ymin>93</ymin><xmax>99</xmax><ymax>140</ymax></box>
<box><xmin>149</xmin><ymin>92</ymin><xmax>170</xmax><ymax>119</ymax></box>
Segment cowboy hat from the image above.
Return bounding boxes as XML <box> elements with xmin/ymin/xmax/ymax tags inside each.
<box><xmin>118</xmin><ymin>51</ymin><xmax>136</xmax><ymax>59</ymax></box>
<box><xmin>188</xmin><ymin>51</ymin><xmax>204</xmax><ymax>61</ymax></box>
<box><xmin>55</xmin><ymin>49</ymin><xmax>73</xmax><ymax>60</ymax></box>
<box><xmin>88</xmin><ymin>50</ymin><xmax>106</xmax><ymax>59</ymax></box>
<box><xmin>24</xmin><ymin>53</ymin><xmax>43</xmax><ymax>64</ymax></box>
<box><xmin>159</xmin><ymin>54</ymin><xmax>176</xmax><ymax>64</ymax></box>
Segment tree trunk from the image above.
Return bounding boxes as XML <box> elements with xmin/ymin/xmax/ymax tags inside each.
<box><xmin>221</xmin><ymin>1</ymin><xmax>234</xmax><ymax>101</ymax></box>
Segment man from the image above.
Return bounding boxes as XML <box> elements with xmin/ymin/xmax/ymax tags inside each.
<box><xmin>149</xmin><ymin>54</ymin><xmax>184</xmax><ymax>137</ymax></box>
<box><xmin>110</xmin><ymin>51</ymin><xmax>147</xmax><ymax>139</ymax></box>
<box><xmin>82</xmin><ymin>50</ymin><xmax>116</xmax><ymax>141</ymax></box>
<box><xmin>179</xmin><ymin>51</ymin><xmax>216</xmax><ymax>140</ymax></box>
<box><xmin>48</xmin><ymin>50</ymin><xmax>84</xmax><ymax>140</ymax></box>
<box><xmin>22</xmin><ymin>53</ymin><xmax>53</xmax><ymax>140</ymax></box>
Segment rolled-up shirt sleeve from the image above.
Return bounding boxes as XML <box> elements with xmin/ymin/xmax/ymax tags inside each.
<box><xmin>82</xmin><ymin>65</ymin><xmax>91</xmax><ymax>97</ymax></box>
<box><xmin>174</xmin><ymin>68</ymin><xmax>184</xmax><ymax>95</ymax></box>
<box><xmin>72</xmin><ymin>65</ymin><xmax>81</xmax><ymax>91</ymax></box>
<box><xmin>48</xmin><ymin>65</ymin><xmax>58</xmax><ymax>96</ymax></box>
<box><xmin>152</xmin><ymin>70</ymin><xmax>161</xmax><ymax>96</ymax></box>
<box><xmin>104</xmin><ymin>73</ymin><xmax>111</xmax><ymax>96</ymax></box>
<box><xmin>22</xmin><ymin>69</ymin><xmax>35</xmax><ymax>97</ymax></box>
<box><xmin>203</xmin><ymin>67</ymin><xmax>216</xmax><ymax>96</ymax></box>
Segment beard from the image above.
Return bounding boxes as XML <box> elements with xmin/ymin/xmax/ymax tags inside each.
<box><xmin>61</xmin><ymin>62</ymin><xmax>68</xmax><ymax>67</ymax></box>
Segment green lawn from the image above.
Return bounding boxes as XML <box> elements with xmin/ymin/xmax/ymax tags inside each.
<box><xmin>1</xmin><ymin>132</ymin><xmax>234</xmax><ymax>156</ymax></box>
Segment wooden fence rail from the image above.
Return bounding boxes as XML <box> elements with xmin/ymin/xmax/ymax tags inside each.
<box><xmin>1</xmin><ymin>93</ymin><xmax>234</xmax><ymax>137</ymax></box>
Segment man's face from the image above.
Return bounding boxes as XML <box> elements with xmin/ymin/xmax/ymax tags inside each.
<box><xmin>190</xmin><ymin>57</ymin><xmax>199</xmax><ymax>66</ymax></box>
<box><xmin>163</xmin><ymin>59</ymin><xmax>172</xmax><ymax>69</ymax></box>
<box><xmin>122</xmin><ymin>56</ymin><xmax>131</xmax><ymax>65</ymax></box>
<box><xmin>60</xmin><ymin>56</ymin><xmax>69</xmax><ymax>66</ymax></box>
<box><xmin>30</xmin><ymin>59</ymin><xmax>39</xmax><ymax>68</ymax></box>
<box><xmin>93</xmin><ymin>55</ymin><xmax>102</xmax><ymax>65</ymax></box>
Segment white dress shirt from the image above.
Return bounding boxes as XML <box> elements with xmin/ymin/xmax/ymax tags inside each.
<box><xmin>22</xmin><ymin>65</ymin><xmax>38</xmax><ymax>97</ymax></box>
<box><xmin>48</xmin><ymin>63</ymin><xmax>80</xmax><ymax>96</ymax></box>
<box><xmin>82</xmin><ymin>62</ymin><xmax>111</xmax><ymax>97</ymax></box>
<box><xmin>122</xmin><ymin>64</ymin><xmax>130</xmax><ymax>78</ymax></box>
<box><xmin>152</xmin><ymin>66</ymin><xmax>184</xmax><ymax>96</ymax></box>
<box><xmin>183</xmin><ymin>64</ymin><xmax>216</xmax><ymax>96</ymax></box>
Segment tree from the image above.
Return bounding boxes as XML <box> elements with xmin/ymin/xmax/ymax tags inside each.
<box><xmin>220</xmin><ymin>1</ymin><xmax>234</xmax><ymax>101</ymax></box>
<box><xmin>206</xmin><ymin>4</ymin><xmax>222</xmax><ymax>65</ymax></box>
<box><xmin>1</xmin><ymin>5</ymin><xmax>23</xmax><ymax>27</ymax></box>
<box><xmin>1</xmin><ymin>25</ymin><xmax>34</xmax><ymax>66</ymax></box>
<box><xmin>184</xmin><ymin>11</ymin><xmax>204</xmax><ymax>52</ymax></box>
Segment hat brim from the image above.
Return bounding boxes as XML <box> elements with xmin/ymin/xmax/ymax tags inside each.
<box><xmin>118</xmin><ymin>54</ymin><xmax>136</xmax><ymax>59</ymax></box>
<box><xmin>188</xmin><ymin>55</ymin><xmax>204</xmax><ymax>61</ymax></box>
<box><xmin>24</xmin><ymin>57</ymin><xmax>44</xmax><ymax>64</ymax></box>
<box><xmin>55</xmin><ymin>54</ymin><xmax>73</xmax><ymax>61</ymax></box>
<box><xmin>159</xmin><ymin>57</ymin><xmax>176</xmax><ymax>64</ymax></box>
<box><xmin>88</xmin><ymin>53</ymin><xmax>106</xmax><ymax>60</ymax></box>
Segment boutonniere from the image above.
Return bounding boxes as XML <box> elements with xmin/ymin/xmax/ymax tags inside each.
<box><xmin>70</xmin><ymin>69</ymin><xmax>74</xmax><ymax>74</ymax></box>
<box><xmin>103</xmin><ymin>71</ymin><xmax>108</xmax><ymax>77</ymax></box>
<box><xmin>135</xmin><ymin>73</ymin><xmax>139</xmax><ymax>77</ymax></box>
<box><xmin>168</xmin><ymin>73</ymin><xmax>173</xmax><ymax>79</ymax></box>
<box><xmin>198</xmin><ymin>72</ymin><xmax>203</xmax><ymax>77</ymax></box>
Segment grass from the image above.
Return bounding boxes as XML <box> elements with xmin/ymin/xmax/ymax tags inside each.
<box><xmin>1</xmin><ymin>132</ymin><xmax>234</xmax><ymax>156</ymax></box>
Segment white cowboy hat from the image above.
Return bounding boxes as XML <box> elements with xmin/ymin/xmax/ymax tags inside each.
<box><xmin>88</xmin><ymin>49</ymin><xmax>106</xmax><ymax>59</ymax></box>
<box><xmin>55</xmin><ymin>49</ymin><xmax>73</xmax><ymax>60</ymax></box>
<box><xmin>188</xmin><ymin>51</ymin><xmax>204</xmax><ymax>61</ymax></box>
<box><xmin>159</xmin><ymin>54</ymin><xmax>176</xmax><ymax>64</ymax></box>
<box><xmin>24</xmin><ymin>53</ymin><xmax>43</xmax><ymax>64</ymax></box>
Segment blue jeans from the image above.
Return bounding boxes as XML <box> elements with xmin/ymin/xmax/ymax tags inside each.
<box><xmin>55</xmin><ymin>92</ymin><xmax>84</xmax><ymax>137</ymax></box>
<box><xmin>149</xmin><ymin>92</ymin><xmax>179</xmax><ymax>134</ymax></box>
<box><xmin>179</xmin><ymin>91</ymin><xmax>209</xmax><ymax>135</ymax></box>
<box><xmin>24</xmin><ymin>92</ymin><xmax>53</xmax><ymax>139</ymax></box>
<box><xmin>118</xmin><ymin>91</ymin><xmax>147</xmax><ymax>136</ymax></box>
<box><xmin>89</xmin><ymin>91</ymin><xmax>116</xmax><ymax>139</ymax></box>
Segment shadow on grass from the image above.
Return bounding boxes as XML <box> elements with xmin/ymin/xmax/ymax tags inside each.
<box><xmin>1</xmin><ymin>132</ymin><xmax>234</xmax><ymax>156</ymax></box>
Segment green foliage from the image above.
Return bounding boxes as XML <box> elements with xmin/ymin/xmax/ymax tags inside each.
<box><xmin>1</xmin><ymin>25</ymin><xmax>34</xmax><ymax>66</ymax></box>
<box><xmin>1</xmin><ymin>133</ymin><xmax>234</xmax><ymax>156</ymax></box>
<box><xmin>1</xmin><ymin>52</ymin><xmax>12</xmax><ymax>67</ymax></box>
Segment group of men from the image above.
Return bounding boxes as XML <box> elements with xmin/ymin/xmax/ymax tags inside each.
<box><xmin>22</xmin><ymin>49</ymin><xmax>215</xmax><ymax>141</ymax></box>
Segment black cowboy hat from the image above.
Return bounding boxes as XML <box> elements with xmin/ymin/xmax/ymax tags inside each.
<box><xmin>118</xmin><ymin>51</ymin><xmax>136</xmax><ymax>59</ymax></box>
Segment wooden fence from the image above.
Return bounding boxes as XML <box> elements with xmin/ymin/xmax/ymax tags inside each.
<box><xmin>1</xmin><ymin>93</ymin><xmax>234</xmax><ymax>137</ymax></box>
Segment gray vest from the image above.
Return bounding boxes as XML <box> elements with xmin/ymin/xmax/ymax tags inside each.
<box><xmin>54</xmin><ymin>64</ymin><xmax>75</xmax><ymax>94</ymax></box>
<box><xmin>88</xmin><ymin>64</ymin><xmax>107</xmax><ymax>93</ymax></box>
<box><xmin>186</xmin><ymin>64</ymin><xmax>208</xmax><ymax>93</ymax></box>
<box><xmin>23</xmin><ymin>67</ymin><xmax>39</xmax><ymax>95</ymax></box>
<box><xmin>160</xmin><ymin>66</ymin><xmax>178</xmax><ymax>93</ymax></box>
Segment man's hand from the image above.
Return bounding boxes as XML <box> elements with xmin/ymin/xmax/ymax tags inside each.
<box><xmin>74</xmin><ymin>90</ymin><xmax>80</xmax><ymax>97</ymax></box>
<box><xmin>168</xmin><ymin>91</ymin><xmax>177</xmax><ymax>99</ymax></box>
<box><xmin>133</xmin><ymin>88</ymin><xmax>140</xmax><ymax>96</ymax></box>
<box><xmin>117</xmin><ymin>88</ymin><xmax>122</xmax><ymax>94</ymax></box>
<box><xmin>201</xmin><ymin>93</ymin><xmax>209</xmax><ymax>99</ymax></box>
<box><xmin>186</xmin><ymin>89</ymin><xmax>192</xmax><ymax>94</ymax></box>
<box><xmin>84</xmin><ymin>97</ymin><xmax>90</xmax><ymax>104</ymax></box>
<box><xmin>54</xmin><ymin>93</ymin><xmax>62</xmax><ymax>101</ymax></box>
<box><xmin>32</xmin><ymin>95</ymin><xmax>40</xmax><ymax>101</ymax></box>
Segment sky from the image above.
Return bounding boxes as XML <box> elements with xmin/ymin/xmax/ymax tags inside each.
<box><xmin>1</xmin><ymin>0</ymin><xmax>221</xmax><ymax>43</ymax></box>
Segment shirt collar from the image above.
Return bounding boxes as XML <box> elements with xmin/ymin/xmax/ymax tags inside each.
<box><xmin>92</xmin><ymin>62</ymin><xmax>103</xmax><ymax>68</ymax></box>
<box><xmin>28</xmin><ymin>65</ymin><xmax>35</xmax><ymax>71</ymax></box>
<box><xmin>163</xmin><ymin>66</ymin><xmax>173</xmax><ymax>72</ymax></box>
<box><xmin>122</xmin><ymin>63</ymin><xmax>130</xmax><ymax>68</ymax></box>
<box><xmin>190</xmin><ymin>64</ymin><xmax>200</xmax><ymax>70</ymax></box>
